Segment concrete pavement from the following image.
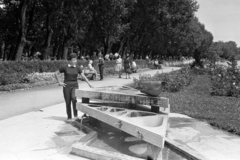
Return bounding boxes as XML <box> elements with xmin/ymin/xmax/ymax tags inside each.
<box><xmin>167</xmin><ymin>114</ymin><xmax>240</xmax><ymax>160</ymax></box>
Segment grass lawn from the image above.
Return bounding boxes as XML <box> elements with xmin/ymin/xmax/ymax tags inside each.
<box><xmin>160</xmin><ymin>74</ymin><xmax>240</xmax><ymax>136</ymax></box>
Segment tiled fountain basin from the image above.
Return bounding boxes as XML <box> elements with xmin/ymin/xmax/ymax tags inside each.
<box><xmin>77</xmin><ymin>103</ymin><xmax>169</xmax><ymax>148</ymax></box>
<box><xmin>96</xmin><ymin>106</ymin><xmax>164</xmax><ymax>127</ymax></box>
<box><xmin>71</xmin><ymin>120</ymin><xmax>187</xmax><ymax>160</ymax></box>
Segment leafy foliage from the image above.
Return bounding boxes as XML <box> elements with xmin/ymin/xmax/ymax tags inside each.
<box><xmin>133</xmin><ymin>67</ymin><xmax>195</xmax><ymax>92</ymax></box>
<box><xmin>210</xmin><ymin>60</ymin><xmax>240</xmax><ymax>97</ymax></box>
<box><xmin>0</xmin><ymin>0</ymin><xmax>212</xmax><ymax>62</ymax></box>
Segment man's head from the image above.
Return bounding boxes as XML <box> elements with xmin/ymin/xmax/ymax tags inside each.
<box><xmin>69</xmin><ymin>53</ymin><xmax>78</xmax><ymax>66</ymax></box>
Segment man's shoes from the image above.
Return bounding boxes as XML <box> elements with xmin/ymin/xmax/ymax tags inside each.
<box><xmin>72</xmin><ymin>117</ymin><xmax>80</xmax><ymax>121</ymax></box>
<box><xmin>65</xmin><ymin>118</ymin><xmax>72</xmax><ymax>123</ymax></box>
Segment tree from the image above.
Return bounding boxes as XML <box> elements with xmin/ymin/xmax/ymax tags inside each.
<box><xmin>207</xmin><ymin>42</ymin><xmax>223</xmax><ymax>68</ymax></box>
<box><xmin>0</xmin><ymin>0</ymin><xmax>216</xmax><ymax>62</ymax></box>
<box><xmin>179</xmin><ymin>17</ymin><xmax>213</xmax><ymax>68</ymax></box>
<box><xmin>14</xmin><ymin>0</ymin><xmax>33</xmax><ymax>60</ymax></box>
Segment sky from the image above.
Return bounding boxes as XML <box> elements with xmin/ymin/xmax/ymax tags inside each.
<box><xmin>195</xmin><ymin>0</ymin><xmax>240</xmax><ymax>47</ymax></box>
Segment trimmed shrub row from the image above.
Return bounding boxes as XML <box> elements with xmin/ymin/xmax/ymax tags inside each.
<box><xmin>0</xmin><ymin>60</ymin><xmax>147</xmax><ymax>86</ymax></box>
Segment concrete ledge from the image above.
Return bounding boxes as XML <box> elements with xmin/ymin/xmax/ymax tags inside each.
<box><xmin>165</xmin><ymin>138</ymin><xmax>208</xmax><ymax>160</ymax></box>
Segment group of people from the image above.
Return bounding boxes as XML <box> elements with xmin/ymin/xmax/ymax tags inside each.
<box><xmin>87</xmin><ymin>53</ymin><xmax>105</xmax><ymax>80</ymax></box>
<box><xmin>115</xmin><ymin>55</ymin><xmax>137</xmax><ymax>79</ymax></box>
<box><xmin>145</xmin><ymin>56</ymin><xmax>163</xmax><ymax>69</ymax></box>
<box><xmin>86</xmin><ymin>52</ymin><xmax>137</xmax><ymax>80</ymax></box>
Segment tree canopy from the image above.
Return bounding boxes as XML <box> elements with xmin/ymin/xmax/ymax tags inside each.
<box><xmin>0</xmin><ymin>0</ymin><xmax>236</xmax><ymax>64</ymax></box>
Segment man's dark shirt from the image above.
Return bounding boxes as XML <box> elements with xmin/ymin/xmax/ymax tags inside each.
<box><xmin>59</xmin><ymin>65</ymin><xmax>82</xmax><ymax>83</ymax></box>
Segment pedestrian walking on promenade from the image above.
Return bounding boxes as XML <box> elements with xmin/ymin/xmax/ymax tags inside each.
<box><xmin>55</xmin><ymin>53</ymin><xmax>93</xmax><ymax>122</ymax></box>
<box><xmin>131</xmin><ymin>59</ymin><xmax>137</xmax><ymax>73</ymax></box>
<box><xmin>97</xmin><ymin>53</ymin><xmax>105</xmax><ymax>80</ymax></box>
<box><xmin>124</xmin><ymin>56</ymin><xmax>132</xmax><ymax>79</ymax></box>
<box><xmin>115</xmin><ymin>55</ymin><xmax>123</xmax><ymax>78</ymax></box>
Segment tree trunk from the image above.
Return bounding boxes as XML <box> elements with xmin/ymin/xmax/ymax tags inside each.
<box><xmin>106</xmin><ymin>43</ymin><xmax>112</xmax><ymax>55</ymax></box>
<box><xmin>57</xmin><ymin>44</ymin><xmax>63</xmax><ymax>60</ymax></box>
<box><xmin>2</xmin><ymin>44</ymin><xmax>8</xmax><ymax>61</ymax></box>
<box><xmin>62</xmin><ymin>24</ymin><xmax>70</xmax><ymax>60</ymax></box>
<box><xmin>118</xmin><ymin>38</ymin><xmax>126</xmax><ymax>55</ymax></box>
<box><xmin>52</xmin><ymin>44</ymin><xmax>59</xmax><ymax>59</ymax></box>
<box><xmin>192</xmin><ymin>50</ymin><xmax>204</xmax><ymax>68</ymax></box>
<box><xmin>15</xmin><ymin>0</ymin><xmax>31</xmax><ymax>61</ymax></box>
<box><xmin>63</xmin><ymin>41</ymin><xmax>69</xmax><ymax>60</ymax></box>
<box><xmin>8</xmin><ymin>45</ymin><xmax>15</xmax><ymax>60</ymax></box>
<box><xmin>42</xmin><ymin>14</ymin><xmax>53</xmax><ymax>60</ymax></box>
<box><xmin>0</xmin><ymin>41</ymin><xmax>4</xmax><ymax>60</ymax></box>
<box><xmin>29</xmin><ymin>40</ymin><xmax>37</xmax><ymax>58</ymax></box>
<box><xmin>77</xmin><ymin>43</ymin><xmax>82</xmax><ymax>58</ymax></box>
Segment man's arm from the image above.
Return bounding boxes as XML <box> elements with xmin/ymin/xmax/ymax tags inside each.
<box><xmin>55</xmin><ymin>70</ymin><xmax>66</xmax><ymax>87</ymax></box>
<box><xmin>81</xmin><ymin>72</ymin><xmax>93</xmax><ymax>88</ymax></box>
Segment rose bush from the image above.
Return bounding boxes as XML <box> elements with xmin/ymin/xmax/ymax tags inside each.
<box><xmin>210</xmin><ymin>61</ymin><xmax>240</xmax><ymax>97</ymax></box>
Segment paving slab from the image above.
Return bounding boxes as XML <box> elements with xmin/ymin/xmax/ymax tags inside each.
<box><xmin>167</xmin><ymin>113</ymin><xmax>240</xmax><ymax>160</ymax></box>
<box><xmin>0</xmin><ymin>103</ymin><xmax>88</xmax><ymax>160</ymax></box>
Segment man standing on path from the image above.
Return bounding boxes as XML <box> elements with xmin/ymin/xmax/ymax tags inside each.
<box><xmin>55</xmin><ymin>53</ymin><xmax>93</xmax><ymax>122</ymax></box>
<box><xmin>97</xmin><ymin>53</ymin><xmax>105</xmax><ymax>80</ymax></box>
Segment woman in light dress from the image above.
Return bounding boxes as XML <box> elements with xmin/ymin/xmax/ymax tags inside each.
<box><xmin>115</xmin><ymin>55</ymin><xmax>123</xmax><ymax>78</ymax></box>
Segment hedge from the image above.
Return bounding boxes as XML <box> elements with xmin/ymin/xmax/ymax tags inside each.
<box><xmin>0</xmin><ymin>60</ymin><xmax>147</xmax><ymax>86</ymax></box>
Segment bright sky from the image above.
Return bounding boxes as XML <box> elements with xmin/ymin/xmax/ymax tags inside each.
<box><xmin>195</xmin><ymin>0</ymin><xmax>240</xmax><ymax>47</ymax></box>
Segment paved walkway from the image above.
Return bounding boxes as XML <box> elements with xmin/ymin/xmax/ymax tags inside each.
<box><xmin>1</xmin><ymin>65</ymin><xmax>240</xmax><ymax>160</ymax></box>
<box><xmin>0</xmin><ymin>67</ymin><xmax>175</xmax><ymax>120</ymax></box>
